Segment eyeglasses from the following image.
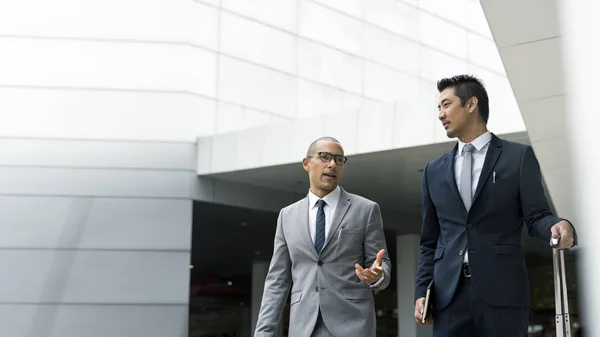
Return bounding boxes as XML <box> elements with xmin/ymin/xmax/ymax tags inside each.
<box><xmin>307</xmin><ymin>152</ymin><xmax>348</xmax><ymax>165</ymax></box>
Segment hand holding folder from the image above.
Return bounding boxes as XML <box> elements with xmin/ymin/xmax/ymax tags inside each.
<box><xmin>415</xmin><ymin>279</ymin><xmax>434</xmax><ymax>325</ymax></box>
<box><xmin>421</xmin><ymin>280</ymin><xmax>434</xmax><ymax>324</ymax></box>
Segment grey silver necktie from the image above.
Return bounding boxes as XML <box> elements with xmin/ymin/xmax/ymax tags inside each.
<box><xmin>459</xmin><ymin>144</ymin><xmax>475</xmax><ymax>211</ymax></box>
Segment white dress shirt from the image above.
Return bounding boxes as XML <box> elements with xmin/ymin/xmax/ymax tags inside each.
<box><xmin>454</xmin><ymin>131</ymin><xmax>492</xmax><ymax>263</ymax></box>
<box><xmin>308</xmin><ymin>186</ymin><xmax>341</xmax><ymax>246</ymax></box>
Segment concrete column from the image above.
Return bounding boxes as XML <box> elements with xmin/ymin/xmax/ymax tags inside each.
<box><xmin>397</xmin><ymin>234</ymin><xmax>433</xmax><ymax>337</ymax></box>
<box><xmin>559</xmin><ymin>1</ymin><xmax>600</xmax><ymax>334</ymax></box>
<box><xmin>241</xmin><ymin>307</ymin><xmax>251</xmax><ymax>337</ymax></box>
<box><xmin>251</xmin><ymin>261</ymin><xmax>283</xmax><ymax>337</ymax></box>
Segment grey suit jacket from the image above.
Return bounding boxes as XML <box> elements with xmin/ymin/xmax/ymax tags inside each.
<box><xmin>254</xmin><ymin>187</ymin><xmax>392</xmax><ymax>337</ymax></box>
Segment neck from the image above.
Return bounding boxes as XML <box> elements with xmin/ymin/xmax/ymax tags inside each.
<box><xmin>310</xmin><ymin>187</ymin><xmax>335</xmax><ymax>199</ymax></box>
<box><xmin>458</xmin><ymin>124</ymin><xmax>488</xmax><ymax>144</ymax></box>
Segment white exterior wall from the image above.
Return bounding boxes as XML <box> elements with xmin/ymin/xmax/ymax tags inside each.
<box><xmin>0</xmin><ymin>138</ymin><xmax>195</xmax><ymax>336</ymax></box>
<box><xmin>192</xmin><ymin>0</ymin><xmax>526</xmax><ymax>173</ymax></box>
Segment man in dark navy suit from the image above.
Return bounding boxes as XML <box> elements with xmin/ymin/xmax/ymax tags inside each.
<box><xmin>413</xmin><ymin>75</ymin><xmax>577</xmax><ymax>336</ymax></box>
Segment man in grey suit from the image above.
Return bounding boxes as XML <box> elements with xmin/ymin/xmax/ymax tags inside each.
<box><xmin>254</xmin><ymin>137</ymin><xmax>392</xmax><ymax>337</ymax></box>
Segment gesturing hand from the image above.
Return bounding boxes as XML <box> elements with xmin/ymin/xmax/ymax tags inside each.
<box><xmin>355</xmin><ymin>249</ymin><xmax>385</xmax><ymax>285</ymax></box>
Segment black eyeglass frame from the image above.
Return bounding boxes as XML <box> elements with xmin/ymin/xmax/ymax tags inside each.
<box><xmin>307</xmin><ymin>152</ymin><xmax>348</xmax><ymax>165</ymax></box>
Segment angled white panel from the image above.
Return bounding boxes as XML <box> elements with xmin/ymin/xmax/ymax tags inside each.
<box><xmin>481</xmin><ymin>0</ymin><xmax>560</xmax><ymax>47</ymax></box>
<box><xmin>501</xmin><ymin>38</ymin><xmax>564</xmax><ymax>101</ymax></box>
<box><xmin>0</xmin><ymin>138</ymin><xmax>196</xmax><ymax>170</ymax></box>
<box><xmin>0</xmin><ymin>38</ymin><xmax>217</xmax><ymax>96</ymax></box>
<box><xmin>0</xmin><ymin>167</ymin><xmax>195</xmax><ymax>198</ymax></box>
<box><xmin>0</xmin><ymin>250</ymin><xmax>190</xmax><ymax>303</ymax></box>
<box><xmin>519</xmin><ymin>95</ymin><xmax>566</xmax><ymax>142</ymax></box>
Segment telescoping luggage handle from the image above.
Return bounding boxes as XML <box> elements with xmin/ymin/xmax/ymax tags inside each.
<box><xmin>551</xmin><ymin>235</ymin><xmax>571</xmax><ymax>337</ymax></box>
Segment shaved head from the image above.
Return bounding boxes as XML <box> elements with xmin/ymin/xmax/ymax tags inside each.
<box><xmin>306</xmin><ymin>136</ymin><xmax>342</xmax><ymax>156</ymax></box>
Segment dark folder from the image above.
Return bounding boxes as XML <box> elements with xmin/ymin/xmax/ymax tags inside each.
<box><xmin>421</xmin><ymin>279</ymin><xmax>434</xmax><ymax>324</ymax></box>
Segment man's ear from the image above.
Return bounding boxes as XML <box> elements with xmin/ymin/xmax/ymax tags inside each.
<box><xmin>302</xmin><ymin>157</ymin><xmax>310</xmax><ymax>172</ymax></box>
<box><xmin>468</xmin><ymin>97</ymin><xmax>478</xmax><ymax>113</ymax></box>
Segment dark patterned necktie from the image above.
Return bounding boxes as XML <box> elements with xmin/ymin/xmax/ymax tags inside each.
<box><xmin>315</xmin><ymin>199</ymin><xmax>326</xmax><ymax>253</ymax></box>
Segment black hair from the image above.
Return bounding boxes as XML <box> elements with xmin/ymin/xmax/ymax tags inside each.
<box><xmin>437</xmin><ymin>74</ymin><xmax>489</xmax><ymax>124</ymax></box>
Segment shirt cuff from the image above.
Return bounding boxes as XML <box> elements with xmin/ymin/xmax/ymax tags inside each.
<box><xmin>370</xmin><ymin>273</ymin><xmax>385</xmax><ymax>290</ymax></box>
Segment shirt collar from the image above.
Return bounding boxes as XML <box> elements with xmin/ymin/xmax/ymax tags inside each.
<box><xmin>308</xmin><ymin>185</ymin><xmax>341</xmax><ymax>209</ymax></box>
<box><xmin>458</xmin><ymin>131</ymin><xmax>492</xmax><ymax>154</ymax></box>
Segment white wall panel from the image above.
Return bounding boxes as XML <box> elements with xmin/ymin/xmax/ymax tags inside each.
<box><xmin>0</xmin><ymin>0</ymin><xmax>219</xmax><ymax>50</ymax></box>
<box><xmin>364</xmin><ymin>62</ymin><xmax>419</xmax><ymax>102</ymax></box>
<box><xmin>0</xmin><ymin>88</ymin><xmax>215</xmax><ymax>141</ymax></box>
<box><xmin>363</xmin><ymin>0</ymin><xmax>419</xmax><ymax>41</ymax></box>
<box><xmin>0</xmin><ymin>304</ymin><xmax>188</xmax><ymax>337</ymax></box>
<box><xmin>308</xmin><ymin>0</ymin><xmax>362</xmax><ymax>18</ymax></box>
<box><xmin>0</xmin><ymin>197</ymin><xmax>192</xmax><ymax>250</ymax></box>
<box><xmin>0</xmin><ymin>38</ymin><xmax>217</xmax><ymax>96</ymax></box>
<box><xmin>298</xmin><ymin>1</ymin><xmax>363</xmax><ymax>56</ymax></box>
<box><xmin>419</xmin><ymin>47</ymin><xmax>468</xmax><ymax>83</ymax></box>
<box><xmin>467</xmin><ymin>32</ymin><xmax>505</xmax><ymax>74</ymax></box>
<box><xmin>218</xmin><ymin>56</ymin><xmax>297</xmax><ymax>117</ymax></box>
<box><xmin>419</xmin><ymin>12</ymin><xmax>467</xmax><ymax>59</ymax></box>
<box><xmin>0</xmin><ymin>138</ymin><xmax>195</xmax><ymax>170</ymax></box>
<box><xmin>0</xmin><ymin>250</ymin><xmax>190</xmax><ymax>303</ymax></box>
<box><xmin>418</xmin><ymin>0</ymin><xmax>467</xmax><ymax>27</ymax></box>
<box><xmin>298</xmin><ymin>39</ymin><xmax>363</xmax><ymax>94</ymax></box>
<box><xmin>220</xmin><ymin>12</ymin><xmax>297</xmax><ymax>74</ymax></box>
<box><xmin>296</xmin><ymin>79</ymin><xmax>363</xmax><ymax>118</ymax></box>
<box><xmin>364</xmin><ymin>25</ymin><xmax>420</xmax><ymax>76</ymax></box>
<box><xmin>221</xmin><ymin>0</ymin><xmax>297</xmax><ymax>32</ymax></box>
<box><xmin>0</xmin><ymin>167</ymin><xmax>195</xmax><ymax>198</ymax></box>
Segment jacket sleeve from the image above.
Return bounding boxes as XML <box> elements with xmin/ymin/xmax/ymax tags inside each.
<box><xmin>519</xmin><ymin>146</ymin><xmax>577</xmax><ymax>245</ymax></box>
<box><xmin>364</xmin><ymin>202</ymin><xmax>392</xmax><ymax>293</ymax></box>
<box><xmin>254</xmin><ymin>209</ymin><xmax>292</xmax><ymax>337</ymax></box>
<box><xmin>414</xmin><ymin>162</ymin><xmax>440</xmax><ymax>301</ymax></box>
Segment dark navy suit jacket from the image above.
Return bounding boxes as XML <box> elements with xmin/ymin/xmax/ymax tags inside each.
<box><xmin>414</xmin><ymin>134</ymin><xmax>575</xmax><ymax>310</ymax></box>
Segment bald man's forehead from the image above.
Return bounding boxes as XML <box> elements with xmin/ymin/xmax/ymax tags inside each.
<box><xmin>314</xmin><ymin>140</ymin><xmax>344</xmax><ymax>154</ymax></box>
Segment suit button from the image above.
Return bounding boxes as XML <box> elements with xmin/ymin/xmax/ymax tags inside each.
<box><xmin>466</xmin><ymin>223</ymin><xmax>472</xmax><ymax>229</ymax></box>
<box><xmin>315</xmin><ymin>287</ymin><xmax>319</xmax><ymax>292</ymax></box>
<box><xmin>459</xmin><ymin>250</ymin><xmax>464</xmax><ymax>256</ymax></box>
<box><xmin>318</xmin><ymin>260</ymin><xmax>323</xmax><ymax>266</ymax></box>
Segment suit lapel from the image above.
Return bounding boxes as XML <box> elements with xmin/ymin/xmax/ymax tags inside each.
<box><xmin>445</xmin><ymin>144</ymin><xmax>465</xmax><ymax>211</ymax></box>
<box><xmin>299</xmin><ymin>197</ymin><xmax>319</xmax><ymax>258</ymax></box>
<box><xmin>323</xmin><ymin>188</ymin><xmax>351</xmax><ymax>249</ymax></box>
<box><xmin>472</xmin><ymin>134</ymin><xmax>503</xmax><ymax>204</ymax></box>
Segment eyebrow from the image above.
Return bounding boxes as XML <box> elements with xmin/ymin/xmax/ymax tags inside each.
<box><xmin>437</xmin><ymin>98</ymin><xmax>451</xmax><ymax>108</ymax></box>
